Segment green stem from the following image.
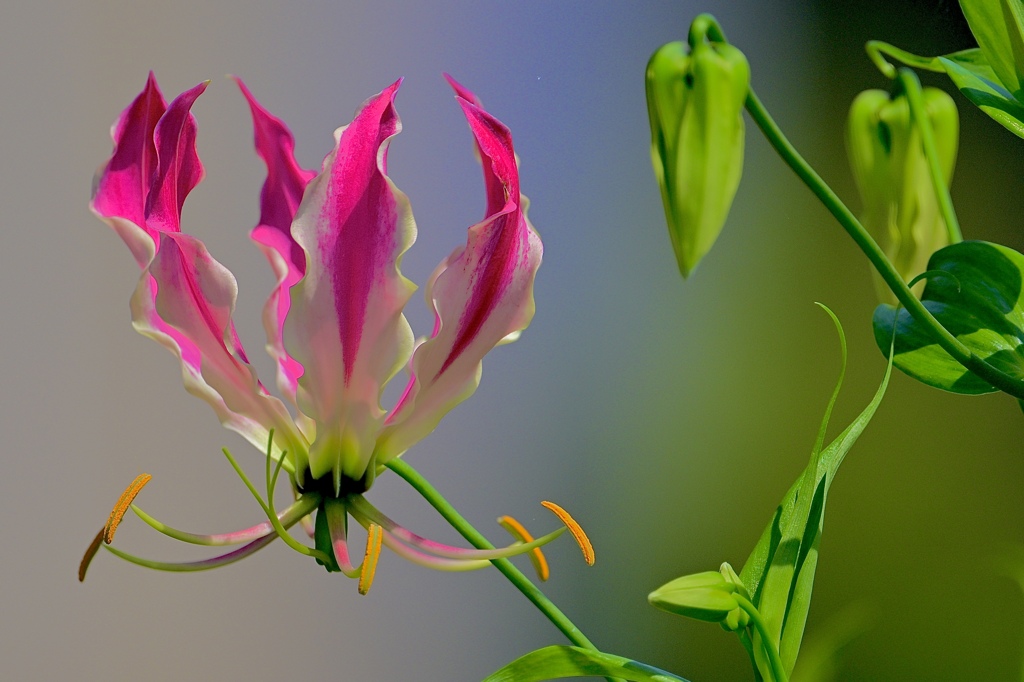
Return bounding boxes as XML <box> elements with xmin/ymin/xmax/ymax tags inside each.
<box><xmin>864</xmin><ymin>40</ymin><xmax>945</xmax><ymax>79</ymax></box>
<box><xmin>385</xmin><ymin>459</ymin><xmax>616</xmax><ymax>674</ymax></box>
<box><xmin>735</xmin><ymin>595</ymin><xmax>789</xmax><ymax>682</ymax></box>
<box><xmin>896</xmin><ymin>68</ymin><xmax>963</xmax><ymax>243</ymax></box>
<box><xmin>688</xmin><ymin>12</ymin><xmax>727</xmax><ymax>48</ymax></box>
<box><xmin>744</xmin><ymin>86</ymin><xmax>1024</xmax><ymax>400</ymax></box>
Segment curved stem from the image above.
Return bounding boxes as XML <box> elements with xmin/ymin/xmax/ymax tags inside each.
<box><xmin>735</xmin><ymin>595</ymin><xmax>789</xmax><ymax>682</ymax></box>
<box><xmin>744</xmin><ymin>86</ymin><xmax>1024</xmax><ymax>400</ymax></box>
<box><xmin>385</xmin><ymin>458</ymin><xmax>620</xmax><ymax>681</ymax></box>
<box><xmin>896</xmin><ymin>68</ymin><xmax>962</xmax><ymax>243</ymax></box>
<box><xmin>864</xmin><ymin>40</ymin><xmax>945</xmax><ymax>79</ymax></box>
<box><xmin>688</xmin><ymin>13</ymin><xmax>727</xmax><ymax>48</ymax></box>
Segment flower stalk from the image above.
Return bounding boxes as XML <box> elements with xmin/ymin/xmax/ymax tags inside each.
<box><xmin>744</xmin><ymin>85</ymin><xmax>1024</xmax><ymax>399</ymax></box>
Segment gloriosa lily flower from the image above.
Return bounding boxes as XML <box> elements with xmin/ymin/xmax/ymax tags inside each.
<box><xmin>80</xmin><ymin>73</ymin><xmax>592</xmax><ymax>590</ymax></box>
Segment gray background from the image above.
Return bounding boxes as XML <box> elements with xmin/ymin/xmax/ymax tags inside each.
<box><xmin>2</xmin><ymin>1</ymin><xmax>1023</xmax><ymax>680</ymax></box>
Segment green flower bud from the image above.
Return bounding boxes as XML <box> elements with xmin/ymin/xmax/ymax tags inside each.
<box><xmin>648</xmin><ymin>570</ymin><xmax>741</xmax><ymax>622</ymax></box>
<box><xmin>646</xmin><ymin>32</ymin><xmax>749</xmax><ymax>278</ymax></box>
<box><xmin>717</xmin><ymin>562</ymin><xmax>752</xmax><ymax>632</ymax></box>
<box><xmin>846</xmin><ymin>87</ymin><xmax>959</xmax><ymax>304</ymax></box>
<box><xmin>719</xmin><ymin>561</ymin><xmax>750</xmax><ymax>599</ymax></box>
<box><xmin>720</xmin><ymin>605</ymin><xmax>751</xmax><ymax>632</ymax></box>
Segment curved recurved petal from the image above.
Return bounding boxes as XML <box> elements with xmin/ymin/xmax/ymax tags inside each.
<box><xmin>284</xmin><ymin>81</ymin><xmax>417</xmax><ymax>484</ymax></box>
<box><xmin>133</xmin><ymin>231</ymin><xmax>308</xmax><ymax>475</ymax></box>
<box><xmin>442</xmin><ymin>74</ymin><xmax>506</xmax><ymax>209</ymax></box>
<box><xmin>378</xmin><ymin>89</ymin><xmax>542</xmax><ymax>462</ymax></box>
<box><xmin>91</xmin><ymin>77</ymin><xmax>207</xmax><ymax>267</ymax></box>
<box><xmin>143</xmin><ymin>81</ymin><xmax>207</xmax><ymax>234</ymax></box>
<box><xmin>235</xmin><ymin>77</ymin><xmax>316</xmax><ymax>416</ymax></box>
<box><xmin>91</xmin><ymin>72</ymin><xmax>167</xmax><ymax>267</ymax></box>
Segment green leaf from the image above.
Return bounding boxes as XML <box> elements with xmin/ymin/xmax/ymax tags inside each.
<box><xmin>872</xmin><ymin>240</ymin><xmax>1024</xmax><ymax>394</ymax></box>
<box><xmin>483</xmin><ymin>646</ymin><xmax>689</xmax><ymax>682</ymax></box>
<box><xmin>740</xmin><ymin>309</ymin><xmax>891</xmax><ymax>677</ymax></box>
<box><xmin>958</xmin><ymin>0</ymin><xmax>1024</xmax><ymax>97</ymax></box>
<box><xmin>938</xmin><ymin>49</ymin><xmax>1024</xmax><ymax>139</ymax></box>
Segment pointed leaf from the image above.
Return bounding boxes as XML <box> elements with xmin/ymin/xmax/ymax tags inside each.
<box><xmin>739</xmin><ymin>318</ymin><xmax>891</xmax><ymax>676</ymax></box>
<box><xmin>483</xmin><ymin>646</ymin><xmax>690</xmax><ymax>682</ymax></box>
<box><xmin>939</xmin><ymin>49</ymin><xmax>1024</xmax><ymax>138</ymax></box>
<box><xmin>872</xmin><ymin>240</ymin><xmax>1024</xmax><ymax>394</ymax></box>
<box><xmin>958</xmin><ymin>0</ymin><xmax>1024</xmax><ymax>98</ymax></box>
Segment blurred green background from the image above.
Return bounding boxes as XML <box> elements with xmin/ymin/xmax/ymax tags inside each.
<box><xmin>2</xmin><ymin>1</ymin><xmax>1022</xmax><ymax>680</ymax></box>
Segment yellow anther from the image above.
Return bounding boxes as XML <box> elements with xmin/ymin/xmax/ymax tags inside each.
<box><xmin>104</xmin><ymin>473</ymin><xmax>152</xmax><ymax>544</ymax></box>
<box><xmin>358</xmin><ymin>523</ymin><xmax>384</xmax><ymax>595</ymax></box>
<box><xmin>541</xmin><ymin>501</ymin><xmax>595</xmax><ymax>566</ymax></box>
<box><xmin>78</xmin><ymin>527</ymin><xmax>105</xmax><ymax>583</ymax></box>
<box><xmin>498</xmin><ymin>515</ymin><xmax>551</xmax><ymax>582</ymax></box>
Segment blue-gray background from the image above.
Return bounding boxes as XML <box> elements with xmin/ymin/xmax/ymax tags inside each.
<box><xmin>2</xmin><ymin>1</ymin><xmax>1022</xmax><ymax>680</ymax></box>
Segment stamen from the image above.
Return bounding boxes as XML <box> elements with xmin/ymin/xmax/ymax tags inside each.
<box><xmin>347</xmin><ymin>494</ymin><xmax>564</xmax><ymax>560</ymax></box>
<box><xmin>98</xmin><ymin>494</ymin><xmax>320</xmax><ymax>573</ymax></box>
<box><xmin>541</xmin><ymin>501</ymin><xmax>595</xmax><ymax>566</ymax></box>
<box><xmin>129</xmin><ymin>494</ymin><xmax>318</xmax><ymax>546</ymax></box>
<box><xmin>348</xmin><ymin>509</ymin><xmax>492</xmax><ymax>571</ymax></box>
<box><xmin>324</xmin><ymin>497</ymin><xmax>360</xmax><ymax>577</ymax></box>
<box><xmin>104</xmin><ymin>473</ymin><xmax>152</xmax><ymax>544</ymax></box>
<box><xmin>78</xmin><ymin>527</ymin><xmax>105</xmax><ymax>582</ymax></box>
<box><xmin>498</xmin><ymin>515</ymin><xmax>550</xmax><ymax>582</ymax></box>
<box><xmin>358</xmin><ymin>523</ymin><xmax>384</xmax><ymax>595</ymax></box>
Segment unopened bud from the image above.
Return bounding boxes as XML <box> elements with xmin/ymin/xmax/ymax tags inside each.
<box><xmin>646</xmin><ymin>28</ymin><xmax>749</xmax><ymax>278</ymax></box>
<box><xmin>847</xmin><ymin>87</ymin><xmax>959</xmax><ymax>303</ymax></box>
<box><xmin>649</xmin><ymin>570</ymin><xmax>740</xmax><ymax>622</ymax></box>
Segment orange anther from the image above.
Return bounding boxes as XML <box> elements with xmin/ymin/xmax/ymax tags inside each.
<box><xmin>358</xmin><ymin>523</ymin><xmax>384</xmax><ymax>595</ymax></box>
<box><xmin>541</xmin><ymin>501</ymin><xmax>595</xmax><ymax>566</ymax></box>
<box><xmin>104</xmin><ymin>473</ymin><xmax>152</xmax><ymax>544</ymax></box>
<box><xmin>498</xmin><ymin>515</ymin><xmax>551</xmax><ymax>582</ymax></box>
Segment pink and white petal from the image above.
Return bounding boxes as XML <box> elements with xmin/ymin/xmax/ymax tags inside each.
<box><xmin>284</xmin><ymin>81</ymin><xmax>417</xmax><ymax>485</ymax></box>
<box><xmin>235</xmin><ymin>77</ymin><xmax>316</xmax><ymax>416</ymax></box>
<box><xmin>91</xmin><ymin>72</ymin><xmax>167</xmax><ymax>267</ymax></box>
<box><xmin>143</xmin><ymin>81</ymin><xmax>208</xmax><ymax>234</ymax></box>
<box><xmin>443</xmin><ymin>74</ymin><xmax>512</xmax><ymax>216</ymax></box>
<box><xmin>234</xmin><ymin>77</ymin><xmax>315</xmax><ymax>273</ymax></box>
<box><xmin>378</xmin><ymin>96</ymin><xmax>542</xmax><ymax>462</ymax></box>
<box><xmin>132</xmin><ymin>231</ymin><xmax>309</xmax><ymax>476</ymax></box>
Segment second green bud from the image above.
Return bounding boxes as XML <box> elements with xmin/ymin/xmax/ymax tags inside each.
<box><xmin>846</xmin><ymin>86</ymin><xmax>959</xmax><ymax>304</ymax></box>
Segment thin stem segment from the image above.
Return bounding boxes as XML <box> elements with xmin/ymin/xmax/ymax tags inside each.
<box><xmin>384</xmin><ymin>459</ymin><xmax>615</xmax><ymax>673</ymax></box>
<box><xmin>864</xmin><ymin>41</ymin><xmax>945</xmax><ymax>79</ymax></box>
<box><xmin>744</xmin><ymin>86</ymin><xmax>1024</xmax><ymax>399</ymax></box>
<box><xmin>735</xmin><ymin>595</ymin><xmax>789</xmax><ymax>682</ymax></box>
<box><xmin>896</xmin><ymin>68</ymin><xmax>962</xmax><ymax>243</ymax></box>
